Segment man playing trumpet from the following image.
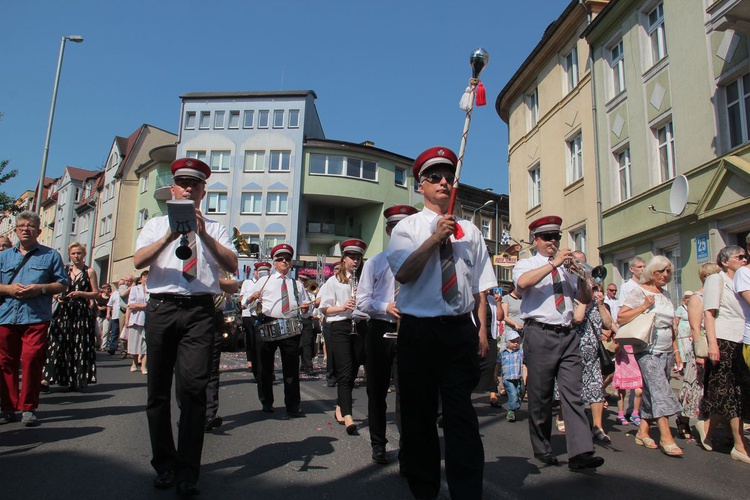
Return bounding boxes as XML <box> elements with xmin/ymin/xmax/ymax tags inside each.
<box><xmin>246</xmin><ymin>244</ymin><xmax>309</xmax><ymax>417</ymax></box>
<box><xmin>513</xmin><ymin>215</ymin><xmax>603</xmax><ymax>471</ymax></box>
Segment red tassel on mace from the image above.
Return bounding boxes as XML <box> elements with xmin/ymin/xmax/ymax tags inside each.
<box><xmin>475</xmin><ymin>81</ymin><xmax>486</xmax><ymax>107</ymax></box>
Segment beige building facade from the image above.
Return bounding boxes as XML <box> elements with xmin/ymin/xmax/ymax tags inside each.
<box><xmin>496</xmin><ymin>0</ymin><xmax>609</xmax><ymax>263</ymax></box>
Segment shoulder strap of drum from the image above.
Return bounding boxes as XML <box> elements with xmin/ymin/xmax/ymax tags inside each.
<box><xmin>290</xmin><ymin>276</ymin><xmax>303</xmax><ymax>319</ymax></box>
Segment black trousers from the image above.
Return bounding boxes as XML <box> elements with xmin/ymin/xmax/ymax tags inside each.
<box><xmin>145</xmin><ymin>296</ymin><xmax>214</xmax><ymax>483</ymax></box>
<box><xmin>322</xmin><ymin>320</ymin><xmax>336</xmax><ymax>383</ymax></box>
<box><xmin>329</xmin><ymin>320</ymin><xmax>366</xmax><ymax>416</ymax></box>
<box><xmin>257</xmin><ymin>322</ymin><xmax>302</xmax><ymax>412</ymax></box>
<box><xmin>242</xmin><ymin>316</ymin><xmax>260</xmax><ymax>380</ymax></box>
<box><xmin>205</xmin><ymin>310</ymin><xmax>223</xmax><ymax>421</ymax></box>
<box><xmin>298</xmin><ymin>318</ymin><xmax>315</xmax><ymax>373</ymax></box>
<box><xmin>365</xmin><ymin>319</ymin><xmax>398</xmax><ymax>448</ymax></box>
<box><xmin>398</xmin><ymin>314</ymin><xmax>483</xmax><ymax>500</ymax></box>
<box><xmin>475</xmin><ymin>336</ymin><xmax>498</xmax><ymax>393</ymax></box>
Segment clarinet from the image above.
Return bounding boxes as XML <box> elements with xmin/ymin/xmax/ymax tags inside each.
<box><xmin>349</xmin><ymin>276</ymin><xmax>358</xmax><ymax>333</ymax></box>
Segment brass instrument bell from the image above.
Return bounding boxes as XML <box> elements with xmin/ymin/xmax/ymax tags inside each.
<box><xmin>175</xmin><ymin>233</ymin><xmax>192</xmax><ymax>260</ymax></box>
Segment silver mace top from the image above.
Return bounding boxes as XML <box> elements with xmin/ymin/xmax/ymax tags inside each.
<box><xmin>470</xmin><ymin>48</ymin><xmax>489</xmax><ymax>80</ymax></box>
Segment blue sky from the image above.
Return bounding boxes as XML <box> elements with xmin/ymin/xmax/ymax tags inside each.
<box><xmin>0</xmin><ymin>0</ymin><xmax>568</xmax><ymax>200</ymax></box>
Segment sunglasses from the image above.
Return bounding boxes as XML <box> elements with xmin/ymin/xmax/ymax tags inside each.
<box><xmin>421</xmin><ymin>172</ymin><xmax>456</xmax><ymax>184</ymax></box>
<box><xmin>274</xmin><ymin>256</ymin><xmax>291</xmax><ymax>262</ymax></box>
<box><xmin>537</xmin><ymin>232</ymin><xmax>562</xmax><ymax>242</ymax></box>
<box><xmin>733</xmin><ymin>254</ymin><xmax>748</xmax><ymax>260</ymax></box>
<box><xmin>607</xmin><ymin>288</ymin><xmax>617</xmax><ymax>292</ymax></box>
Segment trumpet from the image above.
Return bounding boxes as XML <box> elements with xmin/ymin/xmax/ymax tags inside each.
<box><xmin>305</xmin><ymin>281</ymin><xmax>319</xmax><ymax>296</ymax></box>
<box><xmin>563</xmin><ymin>255</ymin><xmax>607</xmax><ymax>283</ymax></box>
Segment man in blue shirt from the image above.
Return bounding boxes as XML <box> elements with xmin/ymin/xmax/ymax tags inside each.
<box><xmin>0</xmin><ymin>211</ymin><xmax>68</xmax><ymax>426</ymax></box>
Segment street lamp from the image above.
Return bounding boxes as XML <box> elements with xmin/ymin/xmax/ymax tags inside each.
<box><xmin>472</xmin><ymin>199</ymin><xmax>494</xmax><ymax>224</ymax></box>
<box><xmin>35</xmin><ymin>35</ymin><xmax>84</xmax><ymax>213</ymax></box>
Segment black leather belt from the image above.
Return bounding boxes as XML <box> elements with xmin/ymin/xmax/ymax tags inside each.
<box><xmin>150</xmin><ymin>293</ymin><xmax>213</xmax><ymax>307</ymax></box>
<box><xmin>526</xmin><ymin>318</ymin><xmax>571</xmax><ymax>333</ymax></box>
<box><xmin>403</xmin><ymin>313</ymin><xmax>472</xmax><ymax>324</ymax></box>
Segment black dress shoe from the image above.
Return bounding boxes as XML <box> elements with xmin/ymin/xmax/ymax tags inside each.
<box><xmin>153</xmin><ymin>470</ymin><xmax>175</xmax><ymax>489</ymax></box>
<box><xmin>204</xmin><ymin>416</ymin><xmax>223</xmax><ymax>432</ymax></box>
<box><xmin>535</xmin><ymin>453</ymin><xmax>560</xmax><ymax>466</ymax></box>
<box><xmin>176</xmin><ymin>480</ymin><xmax>200</xmax><ymax>497</ymax></box>
<box><xmin>568</xmin><ymin>452</ymin><xmax>604</xmax><ymax>471</ymax></box>
<box><xmin>346</xmin><ymin>423</ymin><xmax>358</xmax><ymax>435</ymax></box>
<box><xmin>287</xmin><ymin>409</ymin><xmax>306</xmax><ymax>418</ymax></box>
<box><xmin>372</xmin><ymin>445</ymin><xmax>388</xmax><ymax>464</ymax></box>
<box><xmin>262</xmin><ymin>405</ymin><xmax>274</xmax><ymax>413</ymax></box>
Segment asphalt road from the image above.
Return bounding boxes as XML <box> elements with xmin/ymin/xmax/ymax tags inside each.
<box><xmin>1</xmin><ymin>350</ymin><xmax>748</xmax><ymax>499</ymax></box>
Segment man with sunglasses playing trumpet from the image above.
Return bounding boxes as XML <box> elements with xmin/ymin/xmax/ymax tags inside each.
<box><xmin>246</xmin><ymin>244</ymin><xmax>310</xmax><ymax>418</ymax></box>
<box><xmin>513</xmin><ymin>216</ymin><xmax>603</xmax><ymax>471</ymax></box>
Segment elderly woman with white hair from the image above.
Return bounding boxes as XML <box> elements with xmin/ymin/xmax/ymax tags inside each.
<box><xmin>618</xmin><ymin>255</ymin><xmax>683</xmax><ymax>457</ymax></box>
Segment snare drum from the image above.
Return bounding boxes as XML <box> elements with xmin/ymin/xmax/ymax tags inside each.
<box><xmin>260</xmin><ymin>317</ymin><xmax>303</xmax><ymax>342</ymax></box>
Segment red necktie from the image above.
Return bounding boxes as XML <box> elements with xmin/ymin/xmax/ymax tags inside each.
<box><xmin>281</xmin><ymin>277</ymin><xmax>290</xmax><ymax>314</ymax></box>
<box><xmin>182</xmin><ymin>232</ymin><xmax>197</xmax><ymax>282</ymax></box>
<box><xmin>440</xmin><ymin>241</ymin><xmax>458</xmax><ymax>303</ymax></box>
<box><xmin>550</xmin><ymin>265</ymin><xmax>565</xmax><ymax>313</ymax></box>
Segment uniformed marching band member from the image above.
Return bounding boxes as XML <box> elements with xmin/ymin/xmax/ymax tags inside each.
<box><xmin>319</xmin><ymin>239</ymin><xmax>368</xmax><ymax>435</ymax></box>
<box><xmin>247</xmin><ymin>244</ymin><xmax>309</xmax><ymax>418</ymax></box>
<box><xmin>357</xmin><ymin>205</ymin><xmax>417</xmax><ymax>465</ymax></box>
<box><xmin>135</xmin><ymin>158</ymin><xmax>238</xmax><ymax>497</ymax></box>
<box><xmin>297</xmin><ymin>274</ymin><xmax>317</xmax><ymax>376</ymax></box>
<box><xmin>386</xmin><ymin>146</ymin><xmax>495</xmax><ymax>500</ymax></box>
<box><xmin>513</xmin><ymin>215</ymin><xmax>603</xmax><ymax>471</ymax></box>
<box><xmin>240</xmin><ymin>262</ymin><xmax>270</xmax><ymax>380</ymax></box>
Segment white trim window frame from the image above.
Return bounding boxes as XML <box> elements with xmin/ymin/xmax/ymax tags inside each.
<box><xmin>616</xmin><ymin>146</ymin><xmax>632</xmax><ymax>202</ymax></box>
<box><xmin>199</xmin><ymin>111</ymin><xmax>211</xmax><ymax>129</ymax></box>
<box><xmin>240</xmin><ymin>192</ymin><xmax>262</xmax><ymax>214</ymax></box>
<box><xmin>187</xmin><ymin>150</ymin><xmax>207</xmax><ymax>163</ymax></box>
<box><xmin>266</xmin><ymin>192</ymin><xmax>288</xmax><ymax>214</ymax></box>
<box><xmin>647</xmin><ymin>2</ymin><xmax>667</xmax><ymax>65</ymax></box>
<box><xmin>228</xmin><ymin>110</ymin><xmax>240</xmax><ymax>129</ymax></box>
<box><xmin>726</xmin><ymin>73</ymin><xmax>750</xmax><ymax>149</ymax></box>
<box><xmin>656</xmin><ymin>121</ymin><xmax>675</xmax><ymax>182</ymax></box>
<box><xmin>609</xmin><ymin>39</ymin><xmax>625</xmax><ymax>97</ymax></box>
<box><xmin>273</xmin><ymin>110</ymin><xmax>284</xmax><ymax>128</ymax></box>
<box><xmin>526</xmin><ymin>88</ymin><xmax>539</xmax><ymax>130</ymax></box>
<box><xmin>137</xmin><ymin>208</ymin><xmax>149</xmax><ymax>229</ymax></box>
<box><xmin>528</xmin><ymin>163</ymin><xmax>541</xmax><ymax>209</ymax></box>
<box><xmin>210</xmin><ymin>150</ymin><xmax>231</xmax><ymax>172</ymax></box>
<box><xmin>243</xmin><ymin>110</ymin><xmax>254</xmax><ymax>128</ymax></box>
<box><xmin>569</xmin><ymin>226</ymin><xmax>587</xmax><ymax>252</ymax></box>
<box><xmin>269</xmin><ymin>150</ymin><xmax>291</xmax><ymax>172</ymax></box>
<box><xmin>394</xmin><ymin>167</ymin><xmax>407</xmax><ymax>187</ymax></box>
<box><xmin>564</xmin><ymin>46</ymin><xmax>579</xmax><ymax>93</ymax></box>
<box><xmin>244</xmin><ymin>150</ymin><xmax>265</xmax><ymax>172</ymax></box>
<box><xmin>214</xmin><ymin>110</ymin><xmax>225</xmax><ymax>129</ymax></box>
<box><xmin>288</xmin><ymin>109</ymin><xmax>300</xmax><ymax>128</ymax></box>
<box><xmin>481</xmin><ymin>219</ymin><xmax>491</xmax><ymax>239</ymax></box>
<box><xmin>140</xmin><ymin>174</ymin><xmax>148</xmax><ymax>193</ymax></box>
<box><xmin>185</xmin><ymin>111</ymin><xmax>196</xmax><ymax>129</ymax></box>
<box><xmin>258</xmin><ymin>110</ymin><xmax>270</xmax><ymax>128</ymax></box>
<box><xmin>206</xmin><ymin>192</ymin><xmax>228</xmax><ymax>214</ymax></box>
<box><xmin>566</xmin><ymin>133</ymin><xmax>583</xmax><ymax>185</ymax></box>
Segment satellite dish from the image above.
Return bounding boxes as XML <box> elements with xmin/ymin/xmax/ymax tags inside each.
<box><xmin>669</xmin><ymin>175</ymin><xmax>689</xmax><ymax>216</ymax></box>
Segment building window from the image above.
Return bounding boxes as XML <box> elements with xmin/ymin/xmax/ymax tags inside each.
<box><xmin>214</xmin><ymin>110</ymin><xmax>225</xmax><ymax>129</ymax></box>
<box><xmin>99</xmin><ymin>217</ymin><xmax>106</xmax><ymax>236</ymax></box>
<box><xmin>74</xmin><ymin>188</ymin><xmax>81</xmax><ymax>201</ymax></box>
<box><xmin>228</xmin><ymin>111</ymin><xmax>240</xmax><ymax>129</ymax></box>
<box><xmin>269</xmin><ymin>150</ymin><xmax>291</xmax><ymax>172</ymax></box>
<box><xmin>70</xmin><ymin>217</ymin><xmax>76</xmax><ymax>234</ymax></box>
<box><xmin>187</xmin><ymin>150</ymin><xmax>207</xmax><ymax>163</ymax></box>
<box><xmin>647</xmin><ymin>2</ymin><xmax>667</xmax><ymax>65</ymax></box>
<box><xmin>240</xmin><ymin>192</ymin><xmax>262</xmax><ymax>214</ymax></box>
<box><xmin>566</xmin><ymin>133</ymin><xmax>583</xmax><ymax>185</ymax></box>
<box><xmin>289</xmin><ymin>109</ymin><xmax>300</xmax><ymax>128</ymax></box>
<box><xmin>185</xmin><ymin>111</ymin><xmax>196</xmax><ymax>129</ymax></box>
<box><xmin>656</xmin><ymin>121</ymin><xmax>675</xmax><ymax>181</ymax></box>
<box><xmin>258</xmin><ymin>110</ymin><xmax>269</xmax><ymax>128</ymax></box>
<box><xmin>395</xmin><ymin>167</ymin><xmax>407</xmax><ymax>187</ymax></box>
<box><xmin>528</xmin><ymin>164</ymin><xmax>541</xmax><ymax>209</ymax></box>
<box><xmin>140</xmin><ymin>174</ymin><xmax>148</xmax><ymax>193</ymax></box>
<box><xmin>206</xmin><ymin>192</ymin><xmax>228</xmax><ymax>214</ymax></box>
<box><xmin>273</xmin><ymin>110</ymin><xmax>284</xmax><ymax>128</ymax></box>
<box><xmin>570</xmin><ymin>227</ymin><xmax>586</xmax><ymax>252</ymax></box>
<box><xmin>610</xmin><ymin>39</ymin><xmax>625</xmax><ymax>96</ymax></box>
<box><xmin>564</xmin><ymin>47</ymin><xmax>579</xmax><ymax>93</ymax></box>
<box><xmin>481</xmin><ymin>219</ymin><xmax>491</xmax><ymax>239</ymax></box>
<box><xmin>106</xmin><ymin>215</ymin><xmax>112</xmax><ymax>234</ymax></box>
<box><xmin>199</xmin><ymin>111</ymin><xmax>210</xmax><ymax>129</ymax></box>
<box><xmin>264</xmin><ymin>234</ymin><xmax>286</xmax><ymax>249</ymax></box>
<box><xmin>526</xmin><ymin>88</ymin><xmax>539</xmax><ymax>129</ymax></box>
<box><xmin>244</xmin><ymin>150</ymin><xmax>265</xmax><ymax>172</ymax></box>
<box><xmin>726</xmin><ymin>73</ymin><xmax>750</xmax><ymax>149</ymax></box>
<box><xmin>210</xmin><ymin>151</ymin><xmax>231</xmax><ymax>172</ymax></box>
<box><xmin>309</xmin><ymin>154</ymin><xmax>378</xmax><ymax>181</ymax></box>
<box><xmin>267</xmin><ymin>193</ymin><xmax>288</xmax><ymax>214</ymax></box>
<box><xmin>243</xmin><ymin>110</ymin><xmax>254</xmax><ymax>128</ymax></box>
<box><xmin>617</xmin><ymin>147</ymin><xmax>632</xmax><ymax>202</ymax></box>
<box><xmin>137</xmin><ymin>209</ymin><xmax>149</xmax><ymax>229</ymax></box>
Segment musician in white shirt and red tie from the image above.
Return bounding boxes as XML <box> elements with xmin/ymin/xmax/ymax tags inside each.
<box><xmin>512</xmin><ymin>215</ymin><xmax>603</xmax><ymax>471</ymax></box>
<box><xmin>386</xmin><ymin>146</ymin><xmax>495</xmax><ymax>500</ymax></box>
<box><xmin>247</xmin><ymin>244</ymin><xmax>310</xmax><ymax>418</ymax></box>
<box><xmin>134</xmin><ymin>158</ymin><xmax>238</xmax><ymax>497</ymax></box>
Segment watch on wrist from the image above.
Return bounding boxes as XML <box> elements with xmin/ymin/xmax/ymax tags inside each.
<box><xmin>41</xmin><ymin>284</ymin><xmax>47</xmax><ymax>295</ymax></box>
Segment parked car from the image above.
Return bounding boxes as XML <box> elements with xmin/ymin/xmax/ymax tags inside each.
<box><xmin>218</xmin><ymin>294</ymin><xmax>245</xmax><ymax>352</ymax></box>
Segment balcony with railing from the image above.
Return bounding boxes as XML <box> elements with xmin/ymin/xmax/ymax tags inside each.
<box><xmin>306</xmin><ymin>220</ymin><xmax>362</xmax><ymax>245</ymax></box>
<box><xmin>154</xmin><ymin>173</ymin><xmax>173</xmax><ymax>200</ymax></box>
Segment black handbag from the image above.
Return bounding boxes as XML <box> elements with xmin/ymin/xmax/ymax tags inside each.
<box><xmin>598</xmin><ymin>340</ymin><xmax>615</xmax><ymax>376</ymax></box>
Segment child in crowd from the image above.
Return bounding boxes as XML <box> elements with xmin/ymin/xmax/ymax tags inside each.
<box><xmin>613</xmin><ymin>340</ymin><xmax>643</xmax><ymax>426</ymax></box>
<box><xmin>500</xmin><ymin>330</ymin><xmax>525</xmax><ymax>422</ymax></box>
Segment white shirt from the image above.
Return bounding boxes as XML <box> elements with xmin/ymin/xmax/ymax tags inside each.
<box><xmin>604</xmin><ymin>297</ymin><xmax>620</xmax><ymax>324</ymax></box>
<box><xmin>386</xmin><ymin>208</ymin><xmax>496</xmax><ymax>317</ymax></box>
<box><xmin>252</xmin><ymin>272</ymin><xmax>309</xmax><ymax>319</ymax></box>
<box><xmin>513</xmin><ymin>253</ymin><xmax>579</xmax><ymax>326</ymax></box>
<box><xmin>619</xmin><ymin>278</ymin><xmax>640</xmax><ymax>305</ymax></box>
<box><xmin>137</xmin><ymin>216</ymin><xmax>237</xmax><ymax>296</ymax></box>
<box><xmin>319</xmin><ymin>274</ymin><xmax>358</xmax><ymax>322</ymax></box>
<box><xmin>357</xmin><ymin>251</ymin><xmax>397</xmax><ymax>323</ymax></box>
<box><xmin>733</xmin><ymin>266</ymin><xmax>750</xmax><ymax>344</ymax></box>
<box><xmin>703</xmin><ymin>271</ymin><xmax>745</xmax><ymax>343</ymax></box>
<box><xmin>488</xmin><ymin>296</ymin><xmax>499</xmax><ymax>340</ymax></box>
<box><xmin>127</xmin><ymin>284</ymin><xmax>148</xmax><ymax>327</ymax></box>
<box><xmin>106</xmin><ymin>292</ymin><xmax>119</xmax><ymax>316</ymax></box>
<box><xmin>239</xmin><ymin>278</ymin><xmax>259</xmax><ymax>317</ymax></box>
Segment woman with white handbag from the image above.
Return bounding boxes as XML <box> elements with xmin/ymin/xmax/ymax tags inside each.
<box><xmin>617</xmin><ymin>255</ymin><xmax>683</xmax><ymax>457</ymax></box>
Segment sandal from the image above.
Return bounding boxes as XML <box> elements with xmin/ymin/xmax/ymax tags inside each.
<box><xmin>593</xmin><ymin>427</ymin><xmax>611</xmax><ymax>442</ymax></box>
<box><xmin>695</xmin><ymin>419</ymin><xmax>713</xmax><ymax>451</ymax></box>
<box><xmin>635</xmin><ymin>435</ymin><xmax>658</xmax><ymax>449</ymax></box>
<box><xmin>659</xmin><ymin>442</ymin><xmax>683</xmax><ymax>457</ymax></box>
<box><xmin>676</xmin><ymin>418</ymin><xmax>692</xmax><ymax>440</ymax></box>
<box><xmin>616</xmin><ymin>414</ymin><xmax>629</xmax><ymax>425</ymax></box>
<box><xmin>556</xmin><ymin>419</ymin><xmax>566</xmax><ymax>433</ymax></box>
<box><xmin>629</xmin><ymin>413</ymin><xmax>642</xmax><ymax>426</ymax></box>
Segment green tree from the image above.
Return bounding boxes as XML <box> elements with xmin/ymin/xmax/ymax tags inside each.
<box><xmin>0</xmin><ymin>112</ymin><xmax>20</xmax><ymax>217</ymax></box>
